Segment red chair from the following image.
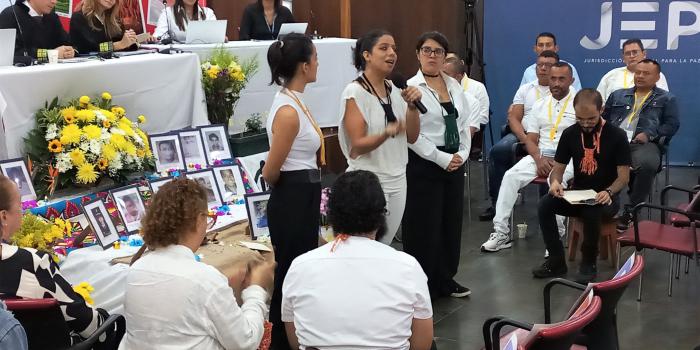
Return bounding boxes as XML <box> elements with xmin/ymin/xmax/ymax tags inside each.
<box><xmin>543</xmin><ymin>254</ymin><xmax>645</xmax><ymax>350</ymax></box>
<box><xmin>661</xmin><ymin>185</ymin><xmax>700</xmax><ymax>277</ymax></box>
<box><xmin>2</xmin><ymin>297</ymin><xmax>125</xmax><ymax>350</ymax></box>
<box><xmin>482</xmin><ymin>291</ymin><xmax>602</xmax><ymax>350</ymax></box>
<box><xmin>616</xmin><ymin>190</ymin><xmax>700</xmax><ymax>300</ymax></box>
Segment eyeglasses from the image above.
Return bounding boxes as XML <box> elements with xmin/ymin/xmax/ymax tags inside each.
<box><xmin>536</xmin><ymin>62</ymin><xmax>554</xmax><ymax>68</ymax></box>
<box><xmin>623</xmin><ymin>50</ymin><xmax>641</xmax><ymax>58</ymax></box>
<box><xmin>420</xmin><ymin>47</ymin><xmax>446</xmax><ymax>57</ymax></box>
<box><xmin>206</xmin><ymin>212</ymin><xmax>218</xmax><ymax>230</ymax></box>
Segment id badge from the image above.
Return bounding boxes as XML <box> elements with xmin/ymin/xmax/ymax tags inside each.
<box><xmin>541</xmin><ymin>148</ymin><xmax>556</xmax><ymax>158</ymax></box>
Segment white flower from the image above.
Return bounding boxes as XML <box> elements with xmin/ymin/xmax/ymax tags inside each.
<box><xmin>95</xmin><ymin>111</ymin><xmax>106</xmax><ymax>121</ymax></box>
<box><xmin>110</xmin><ymin>154</ymin><xmax>123</xmax><ymax>170</ymax></box>
<box><xmin>100</xmin><ymin>129</ymin><xmax>111</xmax><ymax>141</ymax></box>
<box><xmin>132</xmin><ymin>133</ymin><xmax>144</xmax><ymax>146</ymax></box>
<box><xmin>110</xmin><ymin>127</ymin><xmax>126</xmax><ymax>136</ymax></box>
<box><xmin>202</xmin><ymin>62</ymin><xmax>212</xmax><ymax>70</ymax></box>
<box><xmin>55</xmin><ymin>153</ymin><xmax>72</xmax><ymax>173</ymax></box>
<box><xmin>89</xmin><ymin>139</ymin><xmax>102</xmax><ymax>155</ymax></box>
<box><xmin>79</xmin><ymin>141</ymin><xmax>90</xmax><ymax>152</ymax></box>
<box><xmin>45</xmin><ymin>124</ymin><xmax>59</xmax><ymax>140</ymax></box>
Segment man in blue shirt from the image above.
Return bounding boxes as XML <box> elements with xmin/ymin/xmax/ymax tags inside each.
<box><xmin>602</xmin><ymin>59</ymin><xmax>679</xmax><ymax>231</ymax></box>
<box><xmin>520</xmin><ymin>32</ymin><xmax>582</xmax><ymax>91</ymax></box>
<box><xmin>0</xmin><ymin>301</ymin><xmax>28</xmax><ymax>350</ymax></box>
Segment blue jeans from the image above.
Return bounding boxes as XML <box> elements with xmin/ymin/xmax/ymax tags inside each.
<box><xmin>488</xmin><ymin>133</ymin><xmax>518</xmax><ymax>204</ymax></box>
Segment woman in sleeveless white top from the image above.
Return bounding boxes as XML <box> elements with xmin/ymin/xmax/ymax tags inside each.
<box><xmin>338</xmin><ymin>31</ymin><xmax>422</xmax><ymax>245</ymax></box>
<box><xmin>153</xmin><ymin>1</ymin><xmax>216</xmax><ymax>43</ymax></box>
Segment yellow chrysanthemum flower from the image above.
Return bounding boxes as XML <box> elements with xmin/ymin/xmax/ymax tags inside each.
<box><xmin>233</xmin><ymin>71</ymin><xmax>245</xmax><ymax>81</ymax></box>
<box><xmin>69</xmin><ymin>149</ymin><xmax>86</xmax><ymax>166</ymax></box>
<box><xmin>76</xmin><ymin>109</ymin><xmax>96</xmax><ymax>123</ymax></box>
<box><xmin>97</xmin><ymin>158</ymin><xmax>109</xmax><ymax>170</ymax></box>
<box><xmin>82</xmin><ymin>125</ymin><xmax>102</xmax><ymax>140</ymax></box>
<box><xmin>73</xmin><ymin>282</ymin><xmax>95</xmax><ymax>306</ymax></box>
<box><xmin>102</xmin><ymin>144</ymin><xmax>117</xmax><ymax>161</ymax></box>
<box><xmin>229</xmin><ymin>62</ymin><xmax>242</xmax><ymax>73</ymax></box>
<box><xmin>119</xmin><ymin>123</ymin><xmax>135</xmax><ymax>137</ymax></box>
<box><xmin>110</xmin><ymin>107</ymin><xmax>125</xmax><ymax>118</ymax></box>
<box><xmin>79</xmin><ymin>96</ymin><xmax>90</xmax><ymax>105</ymax></box>
<box><xmin>110</xmin><ymin>134</ymin><xmax>127</xmax><ymax>150</ymax></box>
<box><xmin>18</xmin><ymin>235</ymin><xmax>34</xmax><ymax>248</ymax></box>
<box><xmin>137</xmin><ymin>115</ymin><xmax>146</xmax><ymax>123</ymax></box>
<box><xmin>61</xmin><ymin>107</ymin><xmax>77</xmax><ymax>124</ymax></box>
<box><xmin>101</xmin><ymin>92</ymin><xmax>112</xmax><ymax>100</ymax></box>
<box><xmin>48</xmin><ymin>139</ymin><xmax>63</xmax><ymax>153</ymax></box>
<box><xmin>135</xmin><ymin>129</ymin><xmax>149</xmax><ymax>146</ymax></box>
<box><xmin>60</xmin><ymin>124</ymin><xmax>82</xmax><ymax>145</ymax></box>
<box><xmin>124</xmin><ymin>142</ymin><xmax>137</xmax><ymax>156</ymax></box>
<box><xmin>76</xmin><ymin>163</ymin><xmax>98</xmax><ymax>184</ymax></box>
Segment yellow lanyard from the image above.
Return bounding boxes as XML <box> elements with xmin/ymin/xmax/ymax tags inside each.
<box><xmin>462</xmin><ymin>77</ymin><xmax>469</xmax><ymax>92</ymax></box>
<box><xmin>282</xmin><ymin>89</ymin><xmax>326</xmax><ymax>166</ymax></box>
<box><xmin>535</xmin><ymin>88</ymin><xmax>541</xmax><ymax>100</ymax></box>
<box><xmin>548</xmin><ymin>94</ymin><xmax>572</xmax><ymax>141</ymax></box>
<box><xmin>623</xmin><ymin>69</ymin><xmax>629</xmax><ymax>89</ymax></box>
<box><xmin>627</xmin><ymin>90</ymin><xmax>652</xmax><ymax>125</ymax></box>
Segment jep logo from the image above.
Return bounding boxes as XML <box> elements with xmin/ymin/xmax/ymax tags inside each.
<box><xmin>581</xmin><ymin>1</ymin><xmax>700</xmax><ymax>50</ymax></box>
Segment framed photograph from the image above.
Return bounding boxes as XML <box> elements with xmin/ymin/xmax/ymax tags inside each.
<box><xmin>149</xmin><ymin>176</ymin><xmax>175</xmax><ymax>195</ymax></box>
<box><xmin>110</xmin><ymin>185</ymin><xmax>147</xmax><ymax>234</ymax></box>
<box><xmin>212</xmin><ymin>165</ymin><xmax>245</xmax><ymax>203</ymax></box>
<box><xmin>81</xmin><ymin>198</ymin><xmax>120</xmax><ymax>249</ymax></box>
<box><xmin>178</xmin><ymin>129</ymin><xmax>208</xmax><ymax>166</ymax></box>
<box><xmin>0</xmin><ymin>158</ymin><xmax>37</xmax><ymax>202</ymax></box>
<box><xmin>68</xmin><ymin>213</ymin><xmax>90</xmax><ymax>232</ymax></box>
<box><xmin>236</xmin><ymin>152</ymin><xmax>268</xmax><ymax>192</ymax></box>
<box><xmin>244</xmin><ymin>191</ymin><xmax>271</xmax><ymax>239</ymax></box>
<box><xmin>150</xmin><ymin>133</ymin><xmax>186</xmax><ymax>173</ymax></box>
<box><xmin>199</xmin><ymin>125</ymin><xmax>233</xmax><ymax>164</ymax></box>
<box><xmin>186</xmin><ymin>169</ymin><xmax>223</xmax><ymax>208</ymax></box>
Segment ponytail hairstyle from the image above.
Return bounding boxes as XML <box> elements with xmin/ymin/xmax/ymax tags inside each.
<box><xmin>352</xmin><ymin>29</ymin><xmax>392</xmax><ymax>71</ymax></box>
<box><xmin>173</xmin><ymin>0</ymin><xmax>206</xmax><ymax>32</ymax></box>
<box><xmin>267</xmin><ymin>33</ymin><xmax>314</xmax><ymax>86</ymax></box>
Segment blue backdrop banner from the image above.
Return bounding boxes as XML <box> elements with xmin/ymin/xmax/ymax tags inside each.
<box><xmin>484</xmin><ymin>0</ymin><xmax>700</xmax><ymax>165</ymax></box>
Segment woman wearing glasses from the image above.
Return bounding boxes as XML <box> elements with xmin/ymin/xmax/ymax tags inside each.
<box><xmin>338</xmin><ymin>29</ymin><xmax>422</xmax><ymax>245</ymax></box>
<box><xmin>122</xmin><ymin>178</ymin><xmax>275</xmax><ymax>349</ymax></box>
<box><xmin>402</xmin><ymin>31</ymin><xmax>471</xmax><ymax>299</ymax></box>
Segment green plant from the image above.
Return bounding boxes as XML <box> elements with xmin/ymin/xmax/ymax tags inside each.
<box><xmin>245</xmin><ymin>113</ymin><xmax>263</xmax><ymax>134</ymax></box>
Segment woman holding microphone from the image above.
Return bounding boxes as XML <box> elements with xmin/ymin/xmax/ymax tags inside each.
<box><xmin>403</xmin><ymin>31</ymin><xmax>471</xmax><ymax>299</ymax></box>
<box><xmin>261</xmin><ymin>33</ymin><xmax>323</xmax><ymax>349</ymax></box>
<box><xmin>338</xmin><ymin>29</ymin><xmax>422</xmax><ymax>245</ymax></box>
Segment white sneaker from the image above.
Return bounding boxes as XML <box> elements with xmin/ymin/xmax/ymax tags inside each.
<box><xmin>481</xmin><ymin>232</ymin><xmax>512</xmax><ymax>252</ymax></box>
<box><xmin>544</xmin><ymin>249</ymin><xmax>549</xmax><ymax>258</ymax></box>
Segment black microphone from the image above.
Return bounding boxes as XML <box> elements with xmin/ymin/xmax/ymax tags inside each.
<box><xmin>158</xmin><ymin>0</ymin><xmax>181</xmax><ymax>53</ymax></box>
<box><xmin>390</xmin><ymin>73</ymin><xmax>427</xmax><ymax>114</ymax></box>
<box><xmin>8</xmin><ymin>0</ymin><xmax>33</xmax><ymax>66</ymax></box>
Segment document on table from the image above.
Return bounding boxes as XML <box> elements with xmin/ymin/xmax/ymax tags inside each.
<box><xmin>562</xmin><ymin>189</ymin><xmax>598</xmax><ymax>205</ymax></box>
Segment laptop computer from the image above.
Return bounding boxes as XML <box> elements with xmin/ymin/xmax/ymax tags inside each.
<box><xmin>0</xmin><ymin>29</ymin><xmax>16</xmax><ymax>67</ymax></box>
<box><xmin>277</xmin><ymin>23</ymin><xmax>308</xmax><ymax>39</ymax></box>
<box><xmin>185</xmin><ymin>20</ymin><xmax>227</xmax><ymax>44</ymax></box>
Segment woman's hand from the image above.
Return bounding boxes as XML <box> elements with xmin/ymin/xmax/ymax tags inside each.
<box><xmin>384</xmin><ymin>120</ymin><xmax>405</xmax><ymax>137</ymax></box>
<box><xmin>115</xmin><ymin>30</ymin><xmax>138</xmax><ymax>50</ymax></box>
<box><xmin>56</xmin><ymin>46</ymin><xmax>75</xmax><ymax>59</ymax></box>
<box><xmin>401</xmin><ymin>86</ymin><xmax>422</xmax><ymax>110</ymax></box>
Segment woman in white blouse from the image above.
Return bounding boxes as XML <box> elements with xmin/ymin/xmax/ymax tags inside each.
<box><xmin>153</xmin><ymin>0</ymin><xmax>216</xmax><ymax>43</ymax></box>
<box><xmin>262</xmin><ymin>33</ymin><xmax>324</xmax><ymax>350</ymax></box>
<box><xmin>338</xmin><ymin>29</ymin><xmax>422</xmax><ymax>245</ymax></box>
<box><xmin>403</xmin><ymin>31</ymin><xmax>472</xmax><ymax>299</ymax></box>
<box><xmin>121</xmin><ymin>178</ymin><xmax>275</xmax><ymax>350</ymax></box>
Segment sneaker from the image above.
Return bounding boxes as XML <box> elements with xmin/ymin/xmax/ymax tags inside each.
<box><xmin>616</xmin><ymin>211</ymin><xmax>632</xmax><ymax>232</ymax></box>
<box><xmin>532</xmin><ymin>258</ymin><xmax>567</xmax><ymax>278</ymax></box>
<box><xmin>544</xmin><ymin>249</ymin><xmax>549</xmax><ymax>258</ymax></box>
<box><xmin>574</xmin><ymin>263</ymin><xmax>597</xmax><ymax>284</ymax></box>
<box><xmin>478</xmin><ymin>207</ymin><xmax>496</xmax><ymax>221</ymax></box>
<box><xmin>481</xmin><ymin>232</ymin><xmax>512</xmax><ymax>252</ymax></box>
<box><xmin>445</xmin><ymin>281</ymin><xmax>471</xmax><ymax>298</ymax></box>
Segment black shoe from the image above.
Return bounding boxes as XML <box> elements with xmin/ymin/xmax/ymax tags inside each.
<box><xmin>444</xmin><ymin>280</ymin><xmax>471</xmax><ymax>298</ymax></box>
<box><xmin>616</xmin><ymin>211</ymin><xmax>632</xmax><ymax>232</ymax></box>
<box><xmin>532</xmin><ymin>258</ymin><xmax>567</xmax><ymax>278</ymax></box>
<box><xmin>479</xmin><ymin>207</ymin><xmax>496</xmax><ymax>221</ymax></box>
<box><xmin>574</xmin><ymin>263</ymin><xmax>597</xmax><ymax>284</ymax></box>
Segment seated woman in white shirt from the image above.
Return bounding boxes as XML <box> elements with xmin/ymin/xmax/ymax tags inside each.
<box><xmin>153</xmin><ymin>0</ymin><xmax>216</xmax><ymax>43</ymax></box>
<box><xmin>121</xmin><ymin>178</ymin><xmax>275</xmax><ymax>350</ymax></box>
<box><xmin>282</xmin><ymin>170</ymin><xmax>434</xmax><ymax>350</ymax></box>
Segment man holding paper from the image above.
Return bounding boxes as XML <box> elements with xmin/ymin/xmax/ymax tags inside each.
<box><xmin>533</xmin><ymin>89</ymin><xmax>630</xmax><ymax>283</ymax></box>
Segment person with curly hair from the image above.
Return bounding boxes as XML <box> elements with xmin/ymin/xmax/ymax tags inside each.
<box><xmin>281</xmin><ymin>170</ymin><xmax>434</xmax><ymax>350</ymax></box>
<box><xmin>121</xmin><ymin>178</ymin><xmax>276</xmax><ymax>349</ymax></box>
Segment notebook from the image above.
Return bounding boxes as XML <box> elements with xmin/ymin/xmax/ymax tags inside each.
<box><xmin>277</xmin><ymin>22</ymin><xmax>308</xmax><ymax>39</ymax></box>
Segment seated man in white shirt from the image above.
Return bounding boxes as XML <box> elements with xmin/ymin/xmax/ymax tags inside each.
<box><xmin>481</xmin><ymin>62</ymin><xmax>576</xmax><ymax>252</ymax></box>
<box><xmin>122</xmin><ymin>178</ymin><xmax>275</xmax><ymax>350</ymax></box>
<box><xmin>478</xmin><ymin>50</ymin><xmax>559</xmax><ymax>221</ymax></box>
<box><xmin>443</xmin><ymin>55</ymin><xmax>490</xmax><ymax>132</ymax></box>
<box><xmin>520</xmin><ymin>32</ymin><xmax>582</xmax><ymax>91</ymax></box>
<box><xmin>282</xmin><ymin>170</ymin><xmax>434</xmax><ymax>350</ymax></box>
<box><xmin>439</xmin><ymin>57</ymin><xmax>481</xmax><ymax>136</ymax></box>
<box><xmin>596</xmin><ymin>38</ymin><xmax>669</xmax><ymax>102</ymax></box>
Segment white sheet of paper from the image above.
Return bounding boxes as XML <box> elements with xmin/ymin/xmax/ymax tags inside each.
<box><xmin>562</xmin><ymin>189</ymin><xmax>598</xmax><ymax>204</ymax></box>
<box><xmin>238</xmin><ymin>241</ymin><xmax>272</xmax><ymax>252</ymax></box>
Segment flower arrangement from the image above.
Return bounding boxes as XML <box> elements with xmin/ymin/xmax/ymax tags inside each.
<box><xmin>11</xmin><ymin>213</ymin><xmax>72</xmax><ymax>258</ymax></box>
<box><xmin>201</xmin><ymin>46</ymin><xmax>259</xmax><ymax>126</ymax></box>
<box><xmin>72</xmin><ymin>282</ymin><xmax>95</xmax><ymax>306</ymax></box>
<box><xmin>319</xmin><ymin>187</ymin><xmax>333</xmax><ymax>242</ymax></box>
<box><xmin>24</xmin><ymin>92</ymin><xmax>155</xmax><ymax>196</ymax></box>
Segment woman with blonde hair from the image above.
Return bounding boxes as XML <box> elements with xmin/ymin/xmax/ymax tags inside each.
<box><xmin>70</xmin><ymin>0</ymin><xmax>150</xmax><ymax>53</ymax></box>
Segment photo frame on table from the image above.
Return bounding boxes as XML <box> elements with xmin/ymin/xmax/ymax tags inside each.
<box><xmin>81</xmin><ymin>198</ymin><xmax>120</xmax><ymax>249</ymax></box>
<box><xmin>244</xmin><ymin>191</ymin><xmax>271</xmax><ymax>239</ymax></box>
<box><xmin>149</xmin><ymin>176</ymin><xmax>175</xmax><ymax>195</ymax></box>
<box><xmin>212</xmin><ymin>165</ymin><xmax>245</xmax><ymax>202</ymax></box>
<box><xmin>0</xmin><ymin>158</ymin><xmax>37</xmax><ymax>202</ymax></box>
<box><xmin>185</xmin><ymin>169</ymin><xmax>223</xmax><ymax>208</ymax></box>
<box><xmin>110</xmin><ymin>184</ymin><xmax>147</xmax><ymax>234</ymax></box>
<box><xmin>150</xmin><ymin>133</ymin><xmax>186</xmax><ymax>173</ymax></box>
<box><xmin>178</xmin><ymin>129</ymin><xmax>208</xmax><ymax>166</ymax></box>
<box><xmin>199</xmin><ymin>124</ymin><xmax>232</xmax><ymax>164</ymax></box>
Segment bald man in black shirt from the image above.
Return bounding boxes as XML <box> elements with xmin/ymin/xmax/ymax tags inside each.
<box><xmin>532</xmin><ymin>89</ymin><xmax>631</xmax><ymax>284</ymax></box>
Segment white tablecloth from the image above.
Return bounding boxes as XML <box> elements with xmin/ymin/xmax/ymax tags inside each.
<box><xmin>0</xmin><ymin>53</ymin><xmax>209</xmax><ymax>160</ymax></box>
<box><xmin>144</xmin><ymin>38</ymin><xmax>358</xmax><ymax>132</ymax></box>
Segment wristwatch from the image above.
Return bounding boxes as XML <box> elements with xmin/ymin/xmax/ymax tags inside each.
<box><xmin>605</xmin><ymin>188</ymin><xmax>613</xmax><ymax>197</ymax></box>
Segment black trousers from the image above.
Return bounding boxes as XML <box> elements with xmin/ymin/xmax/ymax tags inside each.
<box><xmin>267</xmin><ymin>171</ymin><xmax>321</xmax><ymax>350</ymax></box>
<box><xmin>538</xmin><ymin>194</ymin><xmax>619</xmax><ymax>264</ymax></box>
<box><xmin>402</xmin><ymin>150</ymin><xmax>465</xmax><ymax>294</ymax></box>
<box><xmin>629</xmin><ymin>142</ymin><xmax>661</xmax><ymax>207</ymax></box>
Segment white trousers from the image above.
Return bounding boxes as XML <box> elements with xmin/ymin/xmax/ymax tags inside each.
<box><xmin>493</xmin><ymin>155</ymin><xmax>574</xmax><ymax>235</ymax></box>
<box><xmin>378</xmin><ymin>175</ymin><xmax>407</xmax><ymax>245</ymax></box>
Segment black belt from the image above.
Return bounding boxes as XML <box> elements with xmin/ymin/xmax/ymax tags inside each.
<box><xmin>276</xmin><ymin>169</ymin><xmax>321</xmax><ymax>186</ymax></box>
